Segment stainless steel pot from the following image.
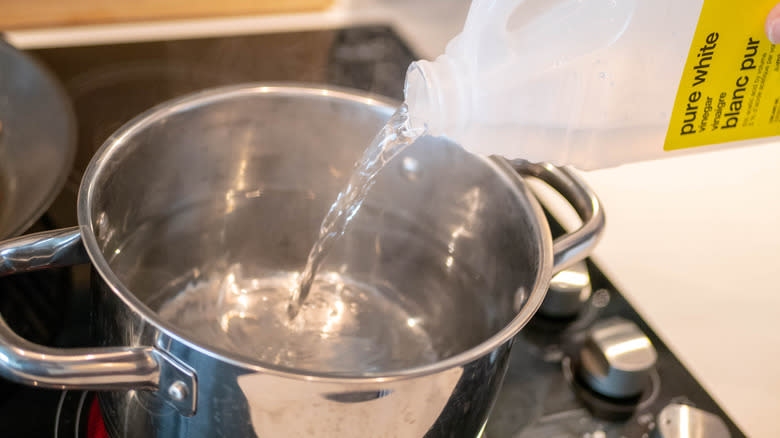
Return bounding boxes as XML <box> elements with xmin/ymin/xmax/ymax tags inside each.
<box><xmin>0</xmin><ymin>84</ymin><xmax>604</xmax><ymax>437</ymax></box>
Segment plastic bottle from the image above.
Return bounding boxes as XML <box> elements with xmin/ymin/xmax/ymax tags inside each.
<box><xmin>404</xmin><ymin>0</ymin><xmax>780</xmax><ymax>169</ymax></box>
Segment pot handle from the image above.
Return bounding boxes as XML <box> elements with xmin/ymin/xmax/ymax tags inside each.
<box><xmin>0</xmin><ymin>227</ymin><xmax>197</xmax><ymax>416</ymax></box>
<box><xmin>510</xmin><ymin>160</ymin><xmax>605</xmax><ymax>274</ymax></box>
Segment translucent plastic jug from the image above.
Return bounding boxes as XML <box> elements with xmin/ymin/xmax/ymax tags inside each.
<box><xmin>404</xmin><ymin>0</ymin><xmax>780</xmax><ymax>169</ymax></box>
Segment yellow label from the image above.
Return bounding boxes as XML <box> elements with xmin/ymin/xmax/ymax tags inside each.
<box><xmin>664</xmin><ymin>0</ymin><xmax>780</xmax><ymax>150</ymax></box>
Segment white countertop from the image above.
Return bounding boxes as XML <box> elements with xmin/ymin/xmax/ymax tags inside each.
<box><xmin>7</xmin><ymin>1</ymin><xmax>778</xmax><ymax>436</ymax></box>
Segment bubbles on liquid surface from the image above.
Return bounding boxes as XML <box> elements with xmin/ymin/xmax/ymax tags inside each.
<box><xmin>158</xmin><ymin>265</ymin><xmax>440</xmax><ymax>373</ymax></box>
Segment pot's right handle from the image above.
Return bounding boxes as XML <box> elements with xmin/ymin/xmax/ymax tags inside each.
<box><xmin>511</xmin><ymin>160</ymin><xmax>605</xmax><ymax>274</ymax></box>
<box><xmin>0</xmin><ymin>227</ymin><xmax>197</xmax><ymax>416</ymax></box>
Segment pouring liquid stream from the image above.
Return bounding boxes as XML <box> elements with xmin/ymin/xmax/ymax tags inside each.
<box><xmin>287</xmin><ymin>104</ymin><xmax>425</xmax><ymax>318</ymax></box>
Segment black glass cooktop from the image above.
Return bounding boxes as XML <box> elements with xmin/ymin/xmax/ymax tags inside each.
<box><xmin>0</xmin><ymin>26</ymin><xmax>745</xmax><ymax>438</ymax></box>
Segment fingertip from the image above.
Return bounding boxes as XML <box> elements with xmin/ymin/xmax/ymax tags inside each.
<box><xmin>767</xmin><ymin>3</ymin><xmax>780</xmax><ymax>44</ymax></box>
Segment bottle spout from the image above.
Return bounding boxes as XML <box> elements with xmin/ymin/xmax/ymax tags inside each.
<box><xmin>404</xmin><ymin>57</ymin><xmax>466</xmax><ymax>138</ymax></box>
<box><xmin>403</xmin><ymin>61</ymin><xmax>435</xmax><ymax>134</ymax></box>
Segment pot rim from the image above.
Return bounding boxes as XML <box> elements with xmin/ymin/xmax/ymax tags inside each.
<box><xmin>77</xmin><ymin>83</ymin><xmax>553</xmax><ymax>382</ymax></box>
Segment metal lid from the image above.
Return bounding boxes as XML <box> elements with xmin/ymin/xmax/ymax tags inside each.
<box><xmin>0</xmin><ymin>41</ymin><xmax>76</xmax><ymax>239</ymax></box>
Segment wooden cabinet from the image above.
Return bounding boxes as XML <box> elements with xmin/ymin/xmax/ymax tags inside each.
<box><xmin>0</xmin><ymin>0</ymin><xmax>334</xmax><ymax>29</ymax></box>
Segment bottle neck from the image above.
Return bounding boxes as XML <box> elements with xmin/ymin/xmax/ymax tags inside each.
<box><xmin>404</xmin><ymin>55</ymin><xmax>468</xmax><ymax>137</ymax></box>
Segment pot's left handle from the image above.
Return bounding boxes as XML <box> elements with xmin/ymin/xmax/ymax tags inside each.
<box><xmin>0</xmin><ymin>227</ymin><xmax>197</xmax><ymax>416</ymax></box>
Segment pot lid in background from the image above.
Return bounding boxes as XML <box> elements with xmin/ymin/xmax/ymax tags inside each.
<box><xmin>0</xmin><ymin>41</ymin><xmax>76</xmax><ymax>239</ymax></box>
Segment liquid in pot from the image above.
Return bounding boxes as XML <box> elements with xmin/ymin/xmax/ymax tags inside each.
<box><xmin>156</xmin><ymin>265</ymin><xmax>440</xmax><ymax>373</ymax></box>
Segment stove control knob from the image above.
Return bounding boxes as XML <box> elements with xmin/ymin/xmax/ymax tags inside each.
<box><xmin>539</xmin><ymin>260</ymin><xmax>592</xmax><ymax>318</ymax></box>
<box><xmin>578</xmin><ymin>317</ymin><xmax>657</xmax><ymax>399</ymax></box>
<box><xmin>653</xmin><ymin>403</ymin><xmax>731</xmax><ymax>438</ymax></box>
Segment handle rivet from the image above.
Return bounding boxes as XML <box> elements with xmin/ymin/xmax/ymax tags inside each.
<box><xmin>168</xmin><ymin>380</ymin><xmax>189</xmax><ymax>401</ymax></box>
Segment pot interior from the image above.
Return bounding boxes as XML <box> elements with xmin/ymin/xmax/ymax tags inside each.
<box><xmin>85</xmin><ymin>86</ymin><xmax>546</xmax><ymax>373</ymax></box>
